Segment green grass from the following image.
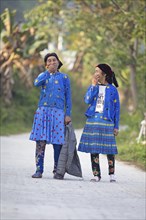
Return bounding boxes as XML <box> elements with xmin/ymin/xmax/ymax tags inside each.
<box><xmin>116</xmin><ymin>129</ymin><xmax>146</xmax><ymax>171</ymax></box>
<box><xmin>1</xmin><ymin>122</ymin><xmax>31</xmax><ymax>136</ymax></box>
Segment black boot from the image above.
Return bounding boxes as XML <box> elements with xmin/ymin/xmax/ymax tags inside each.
<box><xmin>32</xmin><ymin>171</ymin><xmax>42</xmax><ymax>178</ymax></box>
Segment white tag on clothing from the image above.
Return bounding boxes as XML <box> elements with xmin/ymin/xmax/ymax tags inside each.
<box><xmin>95</xmin><ymin>85</ymin><xmax>106</xmax><ymax>113</ymax></box>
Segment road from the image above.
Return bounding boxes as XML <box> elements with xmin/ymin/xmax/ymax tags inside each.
<box><xmin>1</xmin><ymin>130</ymin><xmax>145</xmax><ymax>220</ymax></box>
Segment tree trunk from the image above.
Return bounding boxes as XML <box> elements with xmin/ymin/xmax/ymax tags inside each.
<box><xmin>128</xmin><ymin>40</ymin><xmax>138</xmax><ymax>110</ymax></box>
<box><xmin>71</xmin><ymin>51</ymin><xmax>85</xmax><ymax>87</ymax></box>
<box><xmin>1</xmin><ymin>66</ymin><xmax>14</xmax><ymax>105</ymax></box>
<box><xmin>129</xmin><ymin>63</ymin><xmax>137</xmax><ymax>109</ymax></box>
<box><xmin>72</xmin><ymin>51</ymin><xmax>84</xmax><ymax>73</ymax></box>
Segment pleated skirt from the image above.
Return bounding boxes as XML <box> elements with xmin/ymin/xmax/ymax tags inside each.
<box><xmin>78</xmin><ymin>113</ymin><xmax>118</xmax><ymax>154</ymax></box>
<box><xmin>29</xmin><ymin>106</ymin><xmax>65</xmax><ymax>145</ymax></box>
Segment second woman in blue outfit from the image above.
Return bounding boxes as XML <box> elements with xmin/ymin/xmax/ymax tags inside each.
<box><xmin>30</xmin><ymin>53</ymin><xmax>72</xmax><ymax>178</ymax></box>
<box><xmin>78</xmin><ymin>64</ymin><xmax>120</xmax><ymax>182</ymax></box>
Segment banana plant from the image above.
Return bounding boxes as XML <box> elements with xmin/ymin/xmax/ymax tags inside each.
<box><xmin>0</xmin><ymin>8</ymin><xmax>46</xmax><ymax>105</ymax></box>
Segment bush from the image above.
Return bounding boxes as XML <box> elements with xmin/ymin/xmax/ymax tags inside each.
<box><xmin>116</xmin><ymin>111</ymin><xmax>146</xmax><ymax>170</ymax></box>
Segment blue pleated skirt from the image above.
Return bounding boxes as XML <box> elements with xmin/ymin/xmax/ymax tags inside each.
<box><xmin>78</xmin><ymin>113</ymin><xmax>118</xmax><ymax>154</ymax></box>
<box><xmin>29</xmin><ymin>107</ymin><xmax>65</xmax><ymax>145</ymax></box>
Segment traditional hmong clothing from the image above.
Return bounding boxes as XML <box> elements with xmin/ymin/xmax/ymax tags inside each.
<box><xmin>78</xmin><ymin>84</ymin><xmax>120</xmax><ymax>154</ymax></box>
<box><xmin>30</xmin><ymin>70</ymin><xmax>72</xmax><ymax>175</ymax></box>
<box><xmin>78</xmin><ymin>113</ymin><xmax>118</xmax><ymax>154</ymax></box>
<box><xmin>30</xmin><ymin>107</ymin><xmax>65</xmax><ymax>145</ymax></box>
<box><xmin>78</xmin><ymin>83</ymin><xmax>120</xmax><ymax>179</ymax></box>
<box><xmin>30</xmin><ymin>71</ymin><xmax>72</xmax><ymax>145</ymax></box>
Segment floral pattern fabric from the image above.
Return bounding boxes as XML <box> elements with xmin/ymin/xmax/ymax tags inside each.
<box><xmin>91</xmin><ymin>153</ymin><xmax>115</xmax><ymax>177</ymax></box>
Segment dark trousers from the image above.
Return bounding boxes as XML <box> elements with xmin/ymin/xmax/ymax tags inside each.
<box><xmin>91</xmin><ymin>153</ymin><xmax>115</xmax><ymax>178</ymax></box>
<box><xmin>35</xmin><ymin>141</ymin><xmax>62</xmax><ymax>173</ymax></box>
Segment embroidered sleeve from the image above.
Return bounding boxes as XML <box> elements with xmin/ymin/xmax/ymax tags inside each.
<box><xmin>64</xmin><ymin>75</ymin><xmax>72</xmax><ymax>116</ymax></box>
<box><xmin>114</xmin><ymin>89</ymin><xmax>120</xmax><ymax>129</ymax></box>
<box><xmin>84</xmin><ymin>85</ymin><xmax>99</xmax><ymax>104</ymax></box>
<box><xmin>34</xmin><ymin>71</ymin><xmax>48</xmax><ymax>87</ymax></box>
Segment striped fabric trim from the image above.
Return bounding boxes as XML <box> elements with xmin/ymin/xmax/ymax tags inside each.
<box><xmin>86</xmin><ymin>122</ymin><xmax>114</xmax><ymax>126</ymax></box>
<box><xmin>80</xmin><ymin>142</ymin><xmax>116</xmax><ymax>147</ymax></box>
<box><xmin>83</xmin><ymin>132</ymin><xmax>113</xmax><ymax>137</ymax></box>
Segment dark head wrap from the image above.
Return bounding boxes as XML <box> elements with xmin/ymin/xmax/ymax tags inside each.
<box><xmin>44</xmin><ymin>52</ymin><xmax>63</xmax><ymax>69</ymax></box>
<box><xmin>97</xmin><ymin>63</ymin><xmax>119</xmax><ymax>87</ymax></box>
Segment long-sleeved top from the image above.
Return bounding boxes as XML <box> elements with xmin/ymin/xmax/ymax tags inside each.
<box><xmin>84</xmin><ymin>84</ymin><xmax>120</xmax><ymax>129</ymax></box>
<box><xmin>34</xmin><ymin>70</ymin><xmax>72</xmax><ymax>116</ymax></box>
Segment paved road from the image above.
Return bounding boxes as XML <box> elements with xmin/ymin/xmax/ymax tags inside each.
<box><xmin>1</xmin><ymin>130</ymin><xmax>145</xmax><ymax>220</ymax></box>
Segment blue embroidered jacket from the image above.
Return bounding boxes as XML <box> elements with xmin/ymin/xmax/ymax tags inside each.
<box><xmin>84</xmin><ymin>84</ymin><xmax>120</xmax><ymax>129</ymax></box>
<box><xmin>34</xmin><ymin>70</ymin><xmax>72</xmax><ymax>116</ymax></box>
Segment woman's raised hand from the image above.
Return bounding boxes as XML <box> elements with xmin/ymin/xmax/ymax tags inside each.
<box><xmin>92</xmin><ymin>74</ymin><xmax>99</xmax><ymax>86</ymax></box>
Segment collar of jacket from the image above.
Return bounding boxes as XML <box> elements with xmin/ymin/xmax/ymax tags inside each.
<box><xmin>47</xmin><ymin>71</ymin><xmax>60</xmax><ymax>76</ymax></box>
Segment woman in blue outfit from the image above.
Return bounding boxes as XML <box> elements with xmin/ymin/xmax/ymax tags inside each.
<box><xmin>78</xmin><ymin>64</ymin><xmax>120</xmax><ymax>182</ymax></box>
<box><xmin>30</xmin><ymin>53</ymin><xmax>72</xmax><ymax>178</ymax></box>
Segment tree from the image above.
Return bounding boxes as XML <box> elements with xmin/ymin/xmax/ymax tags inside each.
<box><xmin>1</xmin><ymin>0</ymin><xmax>145</xmax><ymax>111</ymax></box>
<box><xmin>62</xmin><ymin>0</ymin><xmax>145</xmax><ymax>110</ymax></box>
<box><xmin>0</xmin><ymin>8</ymin><xmax>45</xmax><ymax>104</ymax></box>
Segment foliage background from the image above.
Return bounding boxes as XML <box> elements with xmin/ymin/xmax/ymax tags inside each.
<box><xmin>0</xmin><ymin>0</ymin><xmax>145</xmax><ymax>169</ymax></box>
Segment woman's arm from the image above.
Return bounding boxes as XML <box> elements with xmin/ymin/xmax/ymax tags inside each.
<box><xmin>64</xmin><ymin>75</ymin><xmax>72</xmax><ymax>117</ymax></box>
<box><xmin>84</xmin><ymin>85</ymin><xmax>99</xmax><ymax>104</ymax></box>
<box><xmin>114</xmin><ymin>89</ymin><xmax>120</xmax><ymax>129</ymax></box>
<box><xmin>34</xmin><ymin>70</ymin><xmax>49</xmax><ymax>87</ymax></box>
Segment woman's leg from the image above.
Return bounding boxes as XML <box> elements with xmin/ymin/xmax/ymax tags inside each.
<box><xmin>53</xmin><ymin>144</ymin><xmax>62</xmax><ymax>173</ymax></box>
<box><xmin>90</xmin><ymin>153</ymin><xmax>101</xmax><ymax>178</ymax></box>
<box><xmin>107</xmin><ymin>154</ymin><xmax>115</xmax><ymax>175</ymax></box>
<box><xmin>35</xmin><ymin>140</ymin><xmax>46</xmax><ymax>173</ymax></box>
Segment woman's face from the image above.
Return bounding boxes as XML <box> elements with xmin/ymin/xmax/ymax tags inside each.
<box><xmin>46</xmin><ymin>56</ymin><xmax>59</xmax><ymax>73</ymax></box>
<box><xmin>94</xmin><ymin>67</ymin><xmax>105</xmax><ymax>83</ymax></box>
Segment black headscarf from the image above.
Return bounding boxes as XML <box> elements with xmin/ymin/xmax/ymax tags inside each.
<box><xmin>44</xmin><ymin>52</ymin><xmax>63</xmax><ymax>69</ymax></box>
<box><xmin>97</xmin><ymin>63</ymin><xmax>119</xmax><ymax>87</ymax></box>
